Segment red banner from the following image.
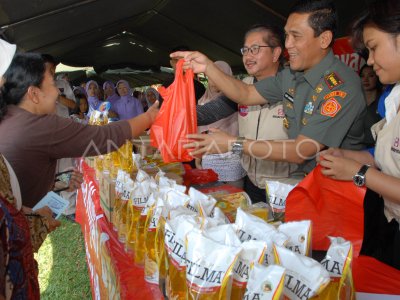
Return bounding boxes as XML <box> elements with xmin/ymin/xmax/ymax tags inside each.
<box><xmin>332</xmin><ymin>37</ymin><xmax>366</xmax><ymax>73</ymax></box>
<box><xmin>283</xmin><ymin>37</ymin><xmax>366</xmax><ymax>73</ymax></box>
<box><xmin>76</xmin><ymin>160</ymin><xmax>164</xmax><ymax>300</ymax></box>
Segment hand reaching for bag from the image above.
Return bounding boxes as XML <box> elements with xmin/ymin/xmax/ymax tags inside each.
<box><xmin>33</xmin><ymin>206</ymin><xmax>61</xmax><ymax>232</ymax></box>
<box><xmin>184</xmin><ymin>128</ymin><xmax>235</xmax><ymax>157</ymax></box>
<box><xmin>318</xmin><ymin>148</ymin><xmax>361</xmax><ymax>181</ymax></box>
<box><xmin>146</xmin><ymin>100</ymin><xmax>160</xmax><ymax>123</ymax></box>
<box><xmin>170</xmin><ymin>51</ymin><xmax>212</xmax><ymax>74</ymax></box>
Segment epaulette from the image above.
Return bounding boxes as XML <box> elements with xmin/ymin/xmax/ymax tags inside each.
<box><xmin>324</xmin><ymin>72</ymin><xmax>344</xmax><ymax>90</ymax></box>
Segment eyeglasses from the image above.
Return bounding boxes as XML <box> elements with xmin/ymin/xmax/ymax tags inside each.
<box><xmin>240</xmin><ymin>45</ymin><xmax>273</xmax><ymax>56</ymax></box>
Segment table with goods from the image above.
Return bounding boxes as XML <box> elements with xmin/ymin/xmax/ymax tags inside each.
<box><xmin>75</xmin><ymin>110</ymin><xmax>400</xmax><ymax>300</ymax></box>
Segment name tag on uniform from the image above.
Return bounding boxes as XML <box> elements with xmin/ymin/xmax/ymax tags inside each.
<box><xmin>284</xmin><ymin>92</ymin><xmax>294</xmax><ymax>103</ymax></box>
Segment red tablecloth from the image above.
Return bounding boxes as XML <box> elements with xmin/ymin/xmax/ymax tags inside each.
<box><xmin>286</xmin><ymin>165</ymin><xmax>400</xmax><ymax>295</ymax></box>
<box><xmin>76</xmin><ymin>160</ymin><xmax>400</xmax><ymax>297</ymax></box>
<box><xmin>76</xmin><ymin>160</ymin><xmax>163</xmax><ymax>299</ymax></box>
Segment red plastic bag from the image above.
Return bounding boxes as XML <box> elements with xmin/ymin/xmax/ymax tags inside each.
<box><xmin>285</xmin><ymin>165</ymin><xmax>366</xmax><ymax>256</ymax></box>
<box><xmin>353</xmin><ymin>255</ymin><xmax>400</xmax><ymax>294</ymax></box>
<box><xmin>183</xmin><ymin>168</ymin><xmax>219</xmax><ymax>186</ymax></box>
<box><xmin>150</xmin><ymin>59</ymin><xmax>197</xmax><ymax>162</ymax></box>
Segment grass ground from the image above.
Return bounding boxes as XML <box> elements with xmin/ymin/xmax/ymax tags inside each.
<box><xmin>35</xmin><ymin>217</ymin><xmax>91</xmax><ymax>300</ymax></box>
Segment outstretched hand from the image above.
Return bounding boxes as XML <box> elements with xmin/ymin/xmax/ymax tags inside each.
<box><xmin>170</xmin><ymin>51</ymin><xmax>212</xmax><ymax>74</ymax></box>
<box><xmin>184</xmin><ymin>128</ymin><xmax>235</xmax><ymax>157</ymax></box>
<box><xmin>146</xmin><ymin>100</ymin><xmax>160</xmax><ymax>123</ymax></box>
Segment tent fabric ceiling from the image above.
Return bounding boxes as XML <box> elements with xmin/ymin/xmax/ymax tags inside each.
<box><xmin>0</xmin><ymin>0</ymin><xmax>370</xmax><ymax>86</ymax></box>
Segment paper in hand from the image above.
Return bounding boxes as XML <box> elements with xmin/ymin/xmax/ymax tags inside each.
<box><xmin>32</xmin><ymin>191</ymin><xmax>70</xmax><ymax>219</ymax></box>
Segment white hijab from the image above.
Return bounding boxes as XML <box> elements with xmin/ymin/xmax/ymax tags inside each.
<box><xmin>0</xmin><ymin>38</ymin><xmax>16</xmax><ymax>77</ymax></box>
<box><xmin>0</xmin><ymin>39</ymin><xmax>21</xmax><ymax>209</ymax></box>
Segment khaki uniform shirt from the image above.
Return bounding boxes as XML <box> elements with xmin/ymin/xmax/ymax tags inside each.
<box><xmin>254</xmin><ymin>51</ymin><xmax>366</xmax><ymax>173</ymax></box>
<box><xmin>373</xmin><ymin>113</ymin><xmax>400</xmax><ymax>225</ymax></box>
<box><xmin>239</xmin><ymin>76</ymin><xmax>299</xmax><ymax>188</ymax></box>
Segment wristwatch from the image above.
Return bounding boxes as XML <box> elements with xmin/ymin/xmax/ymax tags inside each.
<box><xmin>231</xmin><ymin>137</ymin><xmax>245</xmax><ymax>157</ymax></box>
<box><xmin>353</xmin><ymin>164</ymin><xmax>370</xmax><ymax>187</ymax></box>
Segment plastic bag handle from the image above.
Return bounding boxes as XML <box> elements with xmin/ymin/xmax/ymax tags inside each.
<box><xmin>175</xmin><ymin>59</ymin><xmax>194</xmax><ymax>84</ymax></box>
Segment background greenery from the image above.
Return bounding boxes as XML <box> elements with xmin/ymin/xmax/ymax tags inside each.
<box><xmin>35</xmin><ymin>217</ymin><xmax>91</xmax><ymax>300</ymax></box>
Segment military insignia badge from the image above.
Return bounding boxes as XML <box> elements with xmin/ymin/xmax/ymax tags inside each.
<box><xmin>286</xmin><ymin>102</ymin><xmax>293</xmax><ymax>109</ymax></box>
<box><xmin>304</xmin><ymin>102</ymin><xmax>314</xmax><ymax>114</ymax></box>
<box><xmin>283</xmin><ymin>117</ymin><xmax>289</xmax><ymax>129</ymax></box>
<box><xmin>315</xmin><ymin>84</ymin><xmax>323</xmax><ymax>94</ymax></box>
<box><xmin>321</xmin><ymin>98</ymin><xmax>342</xmax><ymax>117</ymax></box>
<box><xmin>302</xmin><ymin>118</ymin><xmax>308</xmax><ymax>125</ymax></box>
<box><xmin>312</xmin><ymin>95</ymin><xmax>318</xmax><ymax>102</ymax></box>
<box><xmin>324</xmin><ymin>72</ymin><xmax>344</xmax><ymax>90</ymax></box>
<box><xmin>288</xmin><ymin>88</ymin><xmax>295</xmax><ymax>95</ymax></box>
<box><xmin>323</xmin><ymin>90</ymin><xmax>347</xmax><ymax>100</ymax></box>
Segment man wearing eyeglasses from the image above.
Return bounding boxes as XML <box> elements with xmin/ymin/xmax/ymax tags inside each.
<box><xmin>172</xmin><ymin>0</ymin><xmax>366</xmax><ymax>176</ymax></box>
<box><xmin>198</xmin><ymin>23</ymin><xmax>298</xmax><ymax>203</ymax></box>
<box><xmin>238</xmin><ymin>24</ymin><xmax>299</xmax><ymax>203</ymax></box>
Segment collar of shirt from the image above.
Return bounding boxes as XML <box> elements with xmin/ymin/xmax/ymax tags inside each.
<box><xmin>303</xmin><ymin>50</ymin><xmax>335</xmax><ymax>89</ymax></box>
<box><xmin>384</xmin><ymin>82</ymin><xmax>400</xmax><ymax>126</ymax></box>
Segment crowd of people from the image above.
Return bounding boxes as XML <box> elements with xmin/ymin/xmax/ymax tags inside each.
<box><xmin>50</xmin><ymin>73</ymin><xmax>159</xmax><ymax>122</ymax></box>
<box><xmin>0</xmin><ymin>0</ymin><xmax>399</xmax><ymax>298</ymax></box>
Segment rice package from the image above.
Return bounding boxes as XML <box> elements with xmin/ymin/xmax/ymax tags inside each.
<box><xmin>235</xmin><ymin>208</ymin><xmax>288</xmax><ymax>265</ymax></box>
<box><xmin>144</xmin><ymin>187</ymin><xmax>189</xmax><ymax>285</ymax></box>
<box><xmin>274</xmin><ymin>246</ymin><xmax>330</xmax><ymax>300</ymax></box>
<box><xmin>203</xmin><ymin>223</ymin><xmax>241</xmax><ymax>247</ymax></box>
<box><xmin>316</xmin><ymin>237</ymin><xmax>354</xmax><ymax>300</ymax></box>
<box><xmin>187</xmin><ymin>187</ymin><xmax>216</xmax><ymax>217</ymax></box>
<box><xmin>165</xmin><ymin>214</ymin><xmax>202</xmax><ymax>300</ymax></box>
<box><xmin>244</xmin><ymin>264</ymin><xmax>285</xmax><ymax>300</ymax></box>
<box><xmin>144</xmin><ymin>193</ymin><xmax>159</xmax><ymax>284</ymax></box>
<box><xmin>278</xmin><ymin>220</ymin><xmax>312</xmax><ymax>256</ymax></box>
<box><xmin>265</xmin><ymin>180</ymin><xmax>296</xmax><ymax>221</ymax></box>
<box><xmin>185</xmin><ymin>229</ymin><xmax>241</xmax><ymax>300</ymax></box>
<box><xmin>231</xmin><ymin>240</ymin><xmax>268</xmax><ymax>299</ymax></box>
<box><xmin>128</xmin><ymin>174</ymin><xmax>152</xmax><ymax>263</ymax></box>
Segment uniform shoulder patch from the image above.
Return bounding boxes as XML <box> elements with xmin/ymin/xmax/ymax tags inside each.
<box><xmin>321</xmin><ymin>98</ymin><xmax>341</xmax><ymax>117</ymax></box>
<box><xmin>323</xmin><ymin>90</ymin><xmax>347</xmax><ymax>100</ymax></box>
<box><xmin>324</xmin><ymin>72</ymin><xmax>344</xmax><ymax>90</ymax></box>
